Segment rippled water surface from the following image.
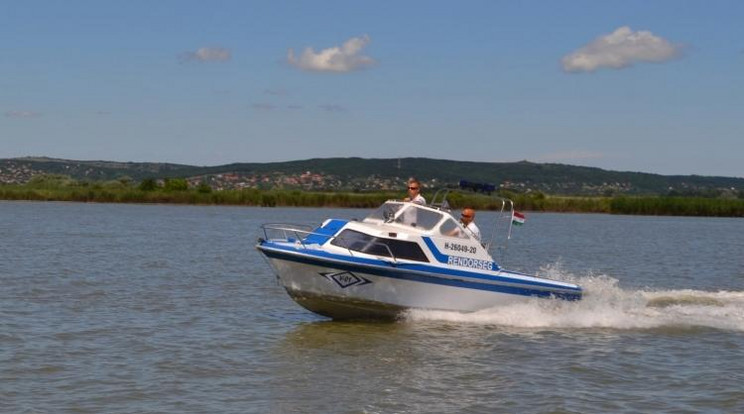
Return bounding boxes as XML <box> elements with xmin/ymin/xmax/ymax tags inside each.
<box><xmin>1</xmin><ymin>202</ymin><xmax>743</xmax><ymax>413</ymax></box>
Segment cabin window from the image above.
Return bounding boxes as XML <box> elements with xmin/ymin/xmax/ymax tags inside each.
<box><xmin>331</xmin><ymin>229</ymin><xmax>429</xmax><ymax>262</ymax></box>
<box><xmin>439</xmin><ymin>218</ymin><xmax>468</xmax><ymax>239</ymax></box>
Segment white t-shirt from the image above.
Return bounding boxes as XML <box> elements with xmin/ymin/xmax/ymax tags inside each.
<box><xmin>464</xmin><ymin>221</ymin><xmax>481</xmax><ymax>241</ymax></box>
<box><xmin>411</xmin><ymin>194</ymin><xmax>426</xmax><ymax>205</ymax></box>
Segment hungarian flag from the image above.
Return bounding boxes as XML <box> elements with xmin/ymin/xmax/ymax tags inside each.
<box><xmin>512</xmin><ymin>210</ymin><xmax>526</xmax><ymax>225</ymax></box>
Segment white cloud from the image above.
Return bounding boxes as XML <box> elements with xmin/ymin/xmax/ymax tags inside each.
<box><xmin>562</xmin><ymin>26</ymin><xmax>682</xmax><ymax>73</ymax></box>
<box><xmin>287</xmin><ymin>35</ymin><xmax>375</xmax><ymax>72</ymax></box>
<box><xmin>179</xmin><ymin>47</ymin><xmax>232</xmax><ymax>63</ymax></box>
<box><xmin>5</xmin><ymin>110</ymin><xmax>42</xmax><ymax>118</ymax></box>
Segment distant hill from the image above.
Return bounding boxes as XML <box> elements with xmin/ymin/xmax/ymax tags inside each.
<box><xmin>1</xmin><ymin>156</ymin><xmax>742</xmax><ymax>197</ymax></box>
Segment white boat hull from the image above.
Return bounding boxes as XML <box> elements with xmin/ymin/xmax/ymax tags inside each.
<box><xmin>269</xmin><ymin>258</ymin><xmax>533</xmax><ymax>319</ymax></box>
<box><xmin>259</xmin><ymin>243</ymin><xmax>580</xmax><ymax>320</ymax></box>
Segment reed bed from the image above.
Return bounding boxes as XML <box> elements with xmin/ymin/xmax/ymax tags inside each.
<box><xmin>1</xmin><ymin>181</ymin><xmax>742</xmax><ymax>217</ymax></box>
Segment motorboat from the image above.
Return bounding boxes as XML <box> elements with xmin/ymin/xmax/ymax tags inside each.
<box><xmin>256</xmin><ymin>190</ymin><xmax>582</xmax><ymax>320</ymax></box>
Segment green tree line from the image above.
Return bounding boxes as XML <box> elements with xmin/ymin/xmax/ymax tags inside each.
<box><xmin>1</xmin><ymin>174</ymin><xmax>743</xmax><ymax>217</ymax></box>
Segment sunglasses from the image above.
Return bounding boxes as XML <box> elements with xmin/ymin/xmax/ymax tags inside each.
<box><xmin>461</xmin><ymin>213</ymin><xmax>472</xmax><ymax>218</ymax></box>
<box><xmin>408</xmin><ymin>186</ymin><xmax>419</xmax><ymax>190</ymax></box>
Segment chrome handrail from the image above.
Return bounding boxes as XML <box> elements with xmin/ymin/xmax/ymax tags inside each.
<box><xmin>260</xmin><ymin>223</ymin><xmax>315</xmax><ymax>248</ymax></box>
<box><xmin>429</xmin><ymin>188</ymin><xmax>452</xmax><ymax>211</ymax></box>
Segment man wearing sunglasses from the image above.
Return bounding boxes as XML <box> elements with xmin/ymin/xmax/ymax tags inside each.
<box><xmin>460</xmin><ymin>207</ymin><xmax>481</xmax><ymax>241</ymax></box>
<box><xmin>403</xmin><ymin>178</ymin><xmax>426</xmax><ymax>205</ymax></box>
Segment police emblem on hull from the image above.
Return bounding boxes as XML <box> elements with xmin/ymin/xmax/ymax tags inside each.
<box><xmin>320</xmin><ymin>271</ymin><xmax>372</xmax><ymax>288</ymax></box>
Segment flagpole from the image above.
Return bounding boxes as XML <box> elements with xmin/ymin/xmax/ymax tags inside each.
<box><xmin>501</xmin><ymin>200</ymin><xmax>514</xmax><ymax>269</ymax></box>
<box><xmin>508</xmin><ymin>210</ymin><xmax>515</xmax><ymax>240</ymax></box>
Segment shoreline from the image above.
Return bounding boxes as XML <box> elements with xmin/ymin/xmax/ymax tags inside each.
<box><xmin>1</xmin><ymin>186</ymin><xmax>742</xmax><ymax>217</ymax></box>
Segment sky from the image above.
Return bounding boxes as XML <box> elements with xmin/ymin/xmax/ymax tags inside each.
<box><xmin>2</xmin><ymin>1</ymin><xmax>743</xmax><ymax>177</ymax></box>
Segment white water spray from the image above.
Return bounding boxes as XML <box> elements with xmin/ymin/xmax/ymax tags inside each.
<box><xmin>405</xmin><ymin>264</ymin><xmax>744</xmax><ymax>332</ymax></box>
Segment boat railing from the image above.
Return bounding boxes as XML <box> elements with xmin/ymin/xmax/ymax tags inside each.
<box><xmin>428</xmin><ymin>188</ymin><xmax>452</xmax><ymax>211</ymax></box>
<box><xmin>260</xmin><ymin>223</ymin><xmax>399</xmax><ymax>264</ymax></box>
<box><xmin>260</xmin><ymin>223</ymin><xmax>316</xmax><ymax>245</ymax></box>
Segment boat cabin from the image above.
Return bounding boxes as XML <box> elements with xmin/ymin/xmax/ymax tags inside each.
<box><xmin>323</xmin><ymin>201</ymin><xmax>488</xmax><ymax>265</ymax></box>
<box><xmin>362</xmin><ymin>201</ymin><xmax>471</xmax><ymax>240</ymax></box>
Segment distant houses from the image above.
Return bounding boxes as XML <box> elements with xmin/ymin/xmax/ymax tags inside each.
<box><xmin>1</xmin><ymin>158</ymin><xmax>741</xmax><ymax>198</ymax></box>
<box><xmin>0</xmin><ymin>161</ymin><xmax>42</xmax><ymax>184</ymax></box>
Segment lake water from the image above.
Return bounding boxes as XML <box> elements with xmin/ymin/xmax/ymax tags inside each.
<box><xmin>1</xmin><ymin>201</ymin><xmax>743</xmax><ymax>413</ymax></box>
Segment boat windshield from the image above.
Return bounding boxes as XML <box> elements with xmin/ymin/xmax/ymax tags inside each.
<box><xmin>365</xmin><ymin>202</ymin><xmax>404</xmax><ymax>222</ymax></box>
<box><xmin>365</xmin><ymin>201</ymin><xmax>445</xmax><ymax>231</ymax></box>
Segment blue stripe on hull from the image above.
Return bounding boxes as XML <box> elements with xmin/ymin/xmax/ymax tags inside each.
<box><xmin>262</xmin><ymin>241</ymin><xmax>578</xmax><ymax>291</ymax></box>
<box><xmin>258</xmin><ymin>244</ymin><xmax>582</xmax><ymax>301</ymax></box>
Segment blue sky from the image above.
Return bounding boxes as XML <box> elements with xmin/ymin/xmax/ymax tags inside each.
<box><xmin>2</xmin><ymin>1</ymin><xmax>743</xmax><ymax>177</ymax></box>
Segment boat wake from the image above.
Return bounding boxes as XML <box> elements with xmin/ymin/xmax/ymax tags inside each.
<box><xmin>404</xmin><ymin>264</ymin><xmax>744</xmax><ymax>332</ymax></box>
